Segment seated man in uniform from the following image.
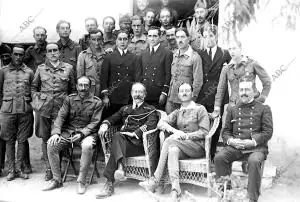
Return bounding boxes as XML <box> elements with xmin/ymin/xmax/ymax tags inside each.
<box><xmin>96</xmin><ymin>82</ymin><xmax>158</xmax><ymax>199</ymax></box>
<box><xmin>43</xmin><ymin>76</ymin><xmax>103</xmax><ymax>194</ymax></box>
<box><xmin>214</xmin><ymin>78</ymin><xmax>273</xmax><ymax>202</ymax></box>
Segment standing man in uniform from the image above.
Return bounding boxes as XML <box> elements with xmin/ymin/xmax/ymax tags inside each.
<box><xmin>96</xmin><ymin>82</ymin><xmax>158</xmax><ymax>199</ymax></box>
<box><xmin>24</xmin><ymin>26</ymin><xmax>48</xmax><ymax>73</ymax></box>
<box><xmin>128</xmin><ymin>15</ymin><xmax>148</xmax><ymax>55</ymax></box>
<box><xmin>43</xmin><ymin>76</ymin><xmax>103</xmax><ymax>194</ymax></box>
<box><xmin>102</xmin><ymin>16</ymin><xmax>117</xmax><ymax>54</ymax></box>
<box><xmin>144</xmin><ymin>9</ymin><xmax>157</xmax><ymax>34</ymax></box>
<box><xmin>197</xmin><ymin>25</ymin><xmax>231</xmax><ymax>158</ymax></box>
<box><xmin>0</xmin><ymin>44</ymin><xmax>12</xmax><ymax>176</ymax></box>
<box><xmin>77</xmin><ymin>29</ymin><xmax>106</xmax><ymax>98</ymax></box>
<box><xmin>140</xmin><ymin>26</ymin><xmax>172</xmax><ymax>110</ymax></box>
<box><xmin>188</xmin><ymin>1</ymin><xmax>210</xmax><ymax>52</ymax></box>
<box><xmin>101</xmin><ymin>30</ymin><xmax>141</xmax><ymax>119</ymax></box>
<box><xmin>165</xmin><ymin>28</ymin><xmax>203</xmax><ymax>114</ymax></box>
<box><xmin>31</xmin><ymin>43</ymin><xmax>76</xmax><ymax>181</ymax></box>
<box><xmin>214</xmin><ymin>79</ymin><xmax>273</xmax><ymax>202</ymax></box>
<box><xmin>56</xmin><ymin>20</ymin><xmax>81</xmax><ymax>71</ymax></box>
<box><xmin>165</xmin><ymin>26</ymin><xmax>178</xmax><ymax>52</ymax></box>
<box><xmin>0</xmin><ymin>45</ymin><xmax>34</xmax><ymax>180</ymax></box>
<box><xmin>79</xmin><ymin>17</ymin><xmax>99</xmax><ymax>51</ymax></box>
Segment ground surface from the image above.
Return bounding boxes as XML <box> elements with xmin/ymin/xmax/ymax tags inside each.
<box><xmin>0</xmin><ymin>136</ymin><xmax>299</xmax><ymax>202</ymax></box>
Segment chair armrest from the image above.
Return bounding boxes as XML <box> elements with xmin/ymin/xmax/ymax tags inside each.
<box><xmin>142</xmin><ymin>128</ymin><xmax>159</xmax><ymax>177</ymax></box>
<box><xmin>205</xmin><ymin>113</ymin><xmax>221</xmax><ymax>160</ymax></box>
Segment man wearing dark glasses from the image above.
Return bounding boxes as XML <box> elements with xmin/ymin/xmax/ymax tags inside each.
<box><xmin>31</xmin><ymin>43</ymin><xmax>76</xmax><ymax>181</ymax></box>
<box><xmin>0</xmin><ymin>45</ymin><xmax>34</xmax><ymax>181</ymax></box>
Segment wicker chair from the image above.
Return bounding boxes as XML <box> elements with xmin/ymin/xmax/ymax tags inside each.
<box><xmin>159</xmin><ymin>112</ymin><xmax>221</xmax><ymax>195</ymax></box>
<box><xmin>99</xmin><ymin>110</ymin><xmax>163</xmax><ymax>181</ymax></box>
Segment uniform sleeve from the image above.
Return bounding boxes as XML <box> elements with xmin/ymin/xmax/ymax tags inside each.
<box><xmin>192</xmin><ymin>52</ymin><xmax>203</xmax><ymax>99</ymax></box>
<box><xmin>251</xmin><ymin>105</ymin><xmax>273</xmax><ymax>145</ymax></box>
<box><xmin>68</xmin><ymin>67</ymin><xmax>76</xmax><ymax>94</ymax></box>
<box><xmin>157</xmin><ymin>109</ymin><xmax>179</xmax><ymax>131</ymax></box>
<box><xmin>214</xmin><ymin>65</ymin><xmax>229</xmax><ymax>108</ymax></box>
<box><xmin>222</xmin><ymin>105</ymin><xmax>234</xmax><ymax>144</ymax></box>
<box><xmin>103</xmin><ymin>106</ymin><xmax>125</xmax><ymax>127</ymax></box>
<box><xmin>0</xmin><ymin>68</ymin><xmax>4</xmax><ymax>106</ymax></box>
<box><xmin>253</xmin><ymin>61</ymin><xmax>272</xmax><ymax>103</ymax></box>
<box><xmin>76</xmin><ymin>51</ymin><xmax>85</xmax><ymax>79</ymax></box>
<box><xmin>161</xmin><ymin>50</ymin><xmax>173</xmax><ymax>95</ymax></box>
<box><xmin>134</xmin><ymin>107</ymin><xmax>158</xmax><ymax>138</ymax></box>
<box><xmin>186</xmin><ymin>106</ymin><xmax>210</xmax><ymax>140</ymax></box>
<box><xmin>100</xmin><ymin>55</ymin><xmax>110</xmax><ymax>94</ymax></box>
<box><xmin>23</xmin><ymin>48</ymin><xmax>32</xmax><ymax>66</ymax></box>
<box><xmin>51</xmin><ymin>96</ymin><xmax>71</xmax><ymax>135</ymax></box>
<box><xmin>81</xmin><ymin>100</ymin><xmax>104</xmax><ymax>137</ymax></box>
<box><xmin>31</xmin><ymin>66</ymin><xmax>41</xmax><ymax>96</ymax></box>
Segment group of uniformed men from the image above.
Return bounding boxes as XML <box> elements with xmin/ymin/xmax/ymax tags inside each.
<box><xmin>0</xmin><ymin>0</ymin><xmax>273</xmax><ymax>201</ymax></box>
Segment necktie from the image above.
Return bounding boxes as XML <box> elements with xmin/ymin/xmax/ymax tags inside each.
<box><xmin>151</xmin><ymin>47</ymin><xmax>155</xmax><ymax>55</ymax></box>
<box><xmin>122</xmin><ymin>50</ymin><xmax>125</xmax><ymax>56</ymax></box>
<box><xmin>209</xmin><ymin>48</ymin><xmax>212</xmax><ymax>61</ymax></box>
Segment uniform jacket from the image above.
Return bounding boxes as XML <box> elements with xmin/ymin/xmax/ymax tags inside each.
<box><xmin>140</xmin><ymin>44</ymin><xmax>173</xmax><ymax>102</ymax></box>
<box><xmin>222</xmin><ymin>100</ymin><xmax>273</xmax><ymax>154</ymax></box>
<box><xmin>168</xmin><ymin>46</ymin><xmax>203</xmax><ymax>104</ymax></box>
<box><xmin>57</xmin><ymin>38</ymin><xmax>81</xmax><ymax>69</ymax></box>
<box><xmin>101</xmin><ymin>49</ymin><xmax>141</xmax><ymax>105</ymax></box>
<box><xmin>215</xmin><ymin>56</ymin><xmax>272</xmax><ymax>108</ymax></box>
<box><xmin>0</xmin><ymin>63</ymin><xmax>34</xmax><ymax>114</ymax></box>
<box><xmin>103</xmin><ymin>102</ymin><xmax>158</xmax><ymax>146</ymax></box>
<box><xmin>127</xmin><ymin>34</ymin><xmax>148</xmax><ymax>55</ymax></box>
<box><xmin>77</xmin><ymin>47</ymin><xmax>107</xmax><ymax>90</ymax></box>
<box><xmin>51</xmin><ymin>93</ymin><xmax>103</xmax><ymax>138</ymax></box>
<box><xmin>197</xmin><ymin>47</ymin><xmax>231</xmax><ymax>111</ymax></box>
<box><xmin>31</xmin><ymin>60</ymin><xmax>76</xmax><ymax>118</ymax></box>
<box><xmin>24</xmin><ymin>43</ymin><xmax>47</xmax><ymax>73</ymax></box>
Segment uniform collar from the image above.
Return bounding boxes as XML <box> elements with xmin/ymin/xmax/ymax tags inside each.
<box><xmin>131</xmin><ymin>34</ymin><xmax>147</xmax><ymax>43</ymax></box>
<box><xmin>8</xmin><ymin>63</ymin><xmax>26</xmax><ymax>72</ymax></box>
<box><xmin>104</xmin><ymin>34</ymin><xmax>116</xmax><ymax>43</ymax></box>
<box><xmin>74</xmin><ymin>93</ymin><xmax>94</xmax><ymax>102</ymax></box>
<box><xmin>228</xmin><ymin>55</ymin><xmax>248</xmax><ymax>69</ymax></box>
<box><xmin>179</xmin><ymin>101</ymin><xmax>196</xmax><ymax>110</ymax></box>
<box><xmin>118</xmin><ymin>48</ymin><xmax>128</xmax><ymax>55</ymax></box>
<box><xmin>86</xmin><ymin>47</ymin><xmax>106</xmax><ymax>59</ymax></box>
<box><xmin>174</xmin><ymin>45</ymin><xmax>193</xmax><ymax>58</ymax></box>
<box><xmin>45</xmin><ymin>60</ymin><xmax>66</xmax><ymax>70</ymax></box>
<box><xmin>57</xmin><ymin>38</ymin><xmax>75</xmax><ymax>49</ymax></box>
<box><xmin>132</xmin><ymin>101</ymin><xmax>144</xmax><ymax>109</ymax></box>
<box><xmin>34</xmin><ymin>42</ymin><xmax>47</xmax><ymax>52</ymax></box>
<box><xmin>149</xmin><ymin>43</ymin><xmax>160</xmax><ymax>53</ymax></box>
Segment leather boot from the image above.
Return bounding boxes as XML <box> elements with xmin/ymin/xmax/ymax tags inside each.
<box><xmin>96</xmin><ymin>179</ymin><xmax>114</xmax><ymax>199</ymax></box>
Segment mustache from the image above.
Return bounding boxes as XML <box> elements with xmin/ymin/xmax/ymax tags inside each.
<box><xmin>133</xmin><ymin>95</ymin><xmax>143</xmax><ymax>100</ymax></box>
<box><xmin>241</xmin><ymin>94</ymin><xmax>248</xmax><ymax>97</ymax></box>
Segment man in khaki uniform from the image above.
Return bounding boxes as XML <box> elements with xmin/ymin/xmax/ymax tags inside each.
<box><xmin>31</xmin><ymin>43</ymin><xmax>76</xmax><ymax>181</ymax></box>
<box><xmin>43</xmin><ymin>76</ymin><xmax>103</xmax><ymax>194</ymax></box>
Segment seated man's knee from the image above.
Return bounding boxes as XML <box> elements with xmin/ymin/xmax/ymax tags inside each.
<box><xmin>214</xmin><ymin>151</ymin><xmax>226</xmax><ymax>165</ymax></box>
<box><xmin>168</xmin><ymin>146</ymin><xmax>180</xmax><ymax>155</ymax></box>
<box><xmin>81</xmin><ymin>136</ymin><xmax>95</xmax><ymax>151</ymax></box>
<box><xmin>248</xmin><ymin>152</ymin><xmax>265</xmax><ymax>166</ymax></box>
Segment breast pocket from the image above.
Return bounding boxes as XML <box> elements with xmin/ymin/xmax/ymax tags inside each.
<box><xmin>0</xmin><ymin>97</ymin><xmax>13</xmax><ymax>113</ymax></box>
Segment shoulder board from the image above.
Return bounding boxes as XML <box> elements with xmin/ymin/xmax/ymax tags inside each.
<box><xmin>37</xmin><ymin>63</ymin><xmax>46</xmax><ymax>68</ymax></box>
<box><xmin>143</xmin><ymin>106</ymin><xmax>153</xmax><ymax>110</ymax></box>
<box><xmin>68</xmin><ymin>93</ymin><xmax>77</xmax><ymax>97</ymax></box>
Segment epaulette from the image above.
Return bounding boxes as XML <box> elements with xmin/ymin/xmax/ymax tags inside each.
<box><xmin>143</xmin><ymin>106</ymin><xmax>153</xmax><ymax>110</ymax></box>
<box><xmin>68</xmin><ymin>93</ymin><xmax>77</xmax><ymax>97</ymax></box>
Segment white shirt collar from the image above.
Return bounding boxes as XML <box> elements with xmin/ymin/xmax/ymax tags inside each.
<box><xmin>149</xmin><ymin>43</ymin><xmax>160</xmax><ymax>53</ymax></box>
<box><xmin>132</xmin><ymin>101</ymin><xmax>143</xmax><ymax>109</ymax></box>
<box><xmin>50</xmin><ymin>60</ymin><xmax>60</xmax><ymax>67</ymax></box>
<box><xmin>175</xmin><ymin>45</ymin><xmax>193</xmax><ymax>58</ymax></box>
<box><xmin>118</xmin><ymin>48</ymin><xmax>128</xmax><ymax>55</ymax></box>
<box><xmin>179</xmin><ymin>101</ymin><xmax>197</xmax><ymax>110</ymax></box>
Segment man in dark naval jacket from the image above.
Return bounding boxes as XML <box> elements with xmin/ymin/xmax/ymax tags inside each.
<box><xmin>96</xmin><ymin>82</ymin><xmax>158</xmax><ymax>199</ymax></box>
<box><xmin>140</xmin><ymin>26</ymin><xmax>172</xmax><ymax>110</ymax></box>
<box><xmin>197</xmin><ymin>25</ymin><xmax>231</xmax><ymax>158</ymax></box>
<box><xmin>214</xmin><ymin>78</ymin><xmax>273</xmax><ymax>202</ymax></box>
<box><xmin>43</xmin><ymin>76</ymin><xmax>103</xmax><ymax>194</ymax></box>
<box><xmin>101</xmin><ymin>30</ymin><xmax>141</xmax><ymax>119</ymax></box>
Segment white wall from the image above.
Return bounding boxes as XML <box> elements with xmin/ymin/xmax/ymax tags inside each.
<box><xmin>0</xmin><ymin>0</ymin><xmax>133</xmax><ymax>43</ymax></box>
<box><xmin>218</xmin><ymin>0</ymin><xmax>300</xmax><ymax>170</ymax></box>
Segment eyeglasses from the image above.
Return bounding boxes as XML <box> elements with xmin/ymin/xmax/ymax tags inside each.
<box><xmin>12</xmin><ymin>53</ymin><xmax>24</xmax><ymax>57</ymax></box>
<box><xmin>46</xmin><ymin>49</ymin><xmax>59</xmax><ymax>53</ymax></box>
